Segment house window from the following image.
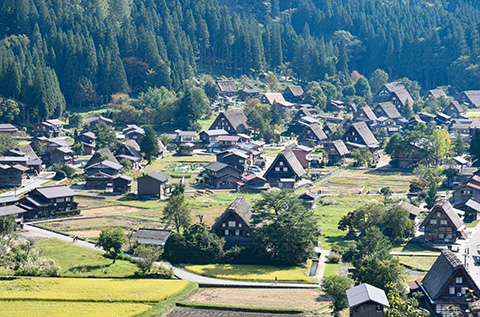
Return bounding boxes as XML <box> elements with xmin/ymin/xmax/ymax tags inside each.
<box><xmin>228</xmin><ymin>221</ymin><xmax>236</xmax><ymax>227</ymax></box>
<box><xmin>66</xmin><ymin>197</ymin><xmax>70</xmax><ymax>202</ymax></box>
<box><xmin>222</xmin><ymin>223</ymin><xmax>226</xmax><ymax>227</ymax></box>
<box><xmin>283</xmin><ymin>167</ymin><xmax>288</xmax><ymax>172</ymax></box>
<box><xmin>239</xmin><ymin>223</ymin><xmax>242</xmax><ymax>228</ymax></box>
<box><xmin>456</xmin><ymin>277</ymin><xmax>463</xmax><ymax>284</ymax></box>
<box><xmin>235</xmin><ymin>230</ymin><xmax>240</xmax><ymax>236</ymax></box>
<box><xmin>275</xmin><ymin>167</ymin><xmax>280</xmax><ymax>172</ymax></box>
<box><xmin>450</xmin><ymin>287</ymin><xmax>456</xmax><ymax>295</ymax></box>
<box><xmin>56</xmin><ymin>198</ymin><xmax>65</xmax><ymax>203</ymax></box>
<box><xmin>430</xmin><ymin>219</ymin><xmax>437</xmax><ymax>224</ymax></box>
<box><xmin>439</xmin><ymin>233</ymin><xmax>444</xmax><ymax>239</ymax></box>
<box><xmin>440</xmin><ymin>220</ymin><xmax>447</xmax><ymax>225</ymax></box>
<box><xmin>224</xmin><ymin>230</ymin><xmax>229</xmax><ymax>236</ymax></box>
<box><xmin>437</xmin><ymin>212</ymin><xmax>441</xmax><ymax>217</ymax></box>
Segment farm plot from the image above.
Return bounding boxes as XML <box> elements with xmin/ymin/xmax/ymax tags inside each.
<box><xmin>187</xmin><ymin>287</ymin><xmax>330</xmax><ymax>311</ymax></box>
<box><xmin>0</xmin><ymin>277</ymin><xmax>190</xmax><ymax>303</ymax></box>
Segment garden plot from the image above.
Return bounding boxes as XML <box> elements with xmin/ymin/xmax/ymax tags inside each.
<box><xmin>81</xmin><ymin>205</ymin><xmax>142</xmax><ymax>217</ymax></box>
<box><xmin>187</xmin><ymin>288</ymin><xmax>330</xmax><ymax>311</ymax></box>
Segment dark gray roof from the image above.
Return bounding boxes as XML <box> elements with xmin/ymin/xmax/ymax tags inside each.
<box><xmin>375</xmin><ymin>102</ymin><xmax>402</xmax><ymax>119</ymax></box>
<box><xmin>205</xmin><ymin>161</ymin><xmax>230</xmax><ymax>172</ymax></box>
<box><xmin>201</xmin><ymin>129</ymin><xmax>229</xmax><ymax>136</ymax></box>
<box><xmin>0</xmin><ymin>205</ymin><xmax>25</xmax><ymax>217</ymax></box>
<box><xmin>140</xmin><ymin>171</ymin><xmax>170</xmax><ymax>183</ymax></box>
<box><xmin>112</xmin><ymin>174</ymin><xmax>133</xmax><ymax>181</ymax></box>
<box><xmin>212</xmin><ymin>196</ymin><xmax>253</xmax><ymax>230</ymax></box>
<box><xmin>0</xmin><ymin>124</ymin><xmax>18</xmax><ymax>131</ymax></box>
<box><xmin>87</xmin><ymin>115</ymin><xmax>113</xmax><ymax>124</ymax></box>
<box><xmin>422</xmin><ymin>250</ymin><xmax>467</xmax><ymax>299</ymax></box>
<box><xmin>85</xmin><ymin>148</ymin><xmax>119</xmax><ymax>168</ymax></box>
<box><xmin>392</xmin><ymin>200</ymin><xmax>422</xmax><ymax>217</ymax></box>
<box><xmin>36</xmin><ymin>186</ymin><xmax>76</xmax><ymax>199</ymax></box>
<box><xmin>87</xmin><ymin>160</ymin><xmax>122</xmax><ymax>171</ymax></box>
<box><xmin>0</xmin><ymin>196</ymin><xmax>19</xmax><ymax>204</ymax></box>
<box><xmin>346</xmin><ymin>283</ymin><xmax>389</xmax><ymax>308</ymax></box>
<box><xmin>133</xmin><ymin>228</ymin><xmax>171</xmax><ymax>240</ymax></box>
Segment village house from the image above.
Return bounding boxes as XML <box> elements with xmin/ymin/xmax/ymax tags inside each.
<box><xmin>327</xmin><ymin>100</ymin><xmax>346</xmax><ymax>112</ymax></box>
<box><xmin>323</xmin><ymin>123</ymin><xmax>337</xmax><ymax>139</ymax></box>
<box><xmin>0</xmin><ymin>156</ymin><xmax>41</xmax><ymax>175</ymax></box>
<box><xmin>0</xmin><ymin>196</ymin><xmax>19</xmax><ymax>207</ymax></box>
<box><xmin>453</xmin><ymin>174</ymin><xmax>480</xmax><ymax>205</ymax></box>
<box><xmin>85</xmin><ymin>148</ymin><xmax>118</xmax><ymax>168</ymax></box>
<box><xmin>0</xmin><ymin>164</ymin><xmax>28</xmax><ymax>187</ymax></box>
<box><xmin>264</xmin><ymin>148</ymin><xmax>305</xmax><ymax>188</ymax></box>
<box><xmin>458</xmin><ymin>90</ymin><xmax>480</xmax><ymax>108</ymax></box>
<box><xmin>435</xmin><ymin>112</ymin><xmax>452</xmax><ymax>125</ymax></box>
<box><xmin>444</xmin><ymin>101</ymin><xmax>464</xmax><ymax>117</ymax></box>
<box><xmin>346</xmin><ymin>283</ymin><xmax>389</xmax><ymax>317</ymax></box>
<box><xmin>216</xmin><ymin>149</ymin><xmax>249</xmax><ymax>174</ymax></box>
<box><xmin>424</xmin><ymin>89</ymin><xmax>448</xmax><ymax>100</ymax></box>
<box><xmin>455</xmin><ymin>199</ymin><xmax>480</xmax><ymax>222</ymax></box>
<box><xmin>209</xmin><ymin>109</ymin><xmax>249</xmax><ymax>135</ymax></box>
<box><xmin>199</xmin><ymin>129</ymin><xmax>229</xmax><ymax>147</ymax></box>
<box><xmin>238</xmin><ymin>89</ymin><xmax>260</xmax><ymax>102</ymax></box>
<box><xmin>342</xmin><ymin>121</ymin><xmax>380</xmax><ymax>153</ymax></box>
<box><xmin>261</xmin><ymin>92</ymin><xmax>285</xmax><ymax>105</ymax></box>
<box><xmin>74</xmin><ymin>132</ymin><xmax>96</xmax><ymax>155</ymax></box>
<box><xmin>5</xmin><ymin>145</ymin><xmax>41</xmax><ymax>174</ymax></box>
<box><xmin>115</xmin><ymin>139</ymin><xmax>143</xmax><ymax>168</ymax></box>
<box><xmin>420</xmin><ymin>249</ymin><xmax>480</xmax><ymax>315</ymax></box>
<box><xmin>212</xmin><ymin>196</ymin><xmax>254</xmax><ymax>247</ymax></box>
<box><xmin>123</xmin><ymin>124</ymin><xmax>145</xmax><ymax>140</ymax></box>
<box><xmin>420</xmin><ymin>200</ymin><xmax>466</xmax><ymax>243</ymax></box>
<box><xmin>287</xmin><ymin>116</ymin><xmax>320</xmax><ymax>136</ymax></box>
<box><xmin>0</xmin><ymin>124</ymin><xmax>18</xmax><ymax>136</ymax></box>
<box><xmin>277</xmin><ymin>101</ymin><xmax>297</xmax><ymax>116</ymax></box>
<box><xmin>237</xmin><ymin>174</ymin><xmax>270</xmax><ymax>193</ymax></box>
<box><xmin>299</xmin><ymin>191</ymin><xmax>320</xmax><ymax>209</ymax></box>
<box><xmin>179</xmin><ymin>143</ymin><xmax>195</xmax><ymax>155</ymax></box>
<box><xmin>300</xmin><ymin>104</ymin><xmax>317</xmax><ymax>115</ymax></box>
<box><xmin>203</xmin><ymin>161</ymin><xmax>241</xmax><ymax>189</ymax></box>
<box><xmin>372</xmin><ymin>82</ymin><xmax>414</xmax><ymax>112</ymax></box>
<box><xmin>19</xmin><ymin>185</ymin><xmax>78</xmax><ymax>219</ymax></box>
<box><xmin>283</xmin><ymin>85</ymin><xmax>304</xmax><ymax>103</ymax></box>
<box><xmin>390</xmin><ymin>200</ymin><xmax>422</xmax><ymax>221</ymax></box>
<box><xmin>33</xmin><ymin>119</ymin><xmax>65</xmax><ymax>138</ymax></box>
<box><xmin>137</xmin><ymin>172</ymin><xmax>170</xmax><ymax>199</ymax></box>
<box><xmin>287</xmin><ymin>144</ymin><xmax>313</xmax><ymax>169</ymax></box>
<box><xmin>371</xmin><ymin>117</ymin><xmax>403</xmax><ymax>135</ymax></box>
<box><xmin>326</xmin><ymin>140</ymin><xmax>349</xmax><ymax>165</ymax></box>
<box><xmin>217</xmin><ymin>80</ymin><xmax>238</xmax><ymax>98</ymax></box>
<box><xmin>49</xmin><ymin>147</ymin><xmax>74</xmax><ymax>165</ymax></box>
<box><xmin>112</xmin><ymin>174</ymin><xmax>132</xmax><ymax>194</ymax></box>
<box><xmin>353</xmin><ymin>106</ymin><xmax>378</xmax><ymax>126</ymax></box>
<box><xmin>132</xmin><ymin>228</ymin><xmax>171</xmax><ymax>246</ymax></box>
<box><xmin>297</xmin><ymin>123</ymin><xmax>327</xmax><ymax>147</ymax></box>
<box><xmin>373</xmin><ymin>102</ymin><xmax>402</xmax><ymax>120</ymax></box>
<box><xmin>0</xmin><ymin>205</ymin><xmax>27</xmax><ymax>230</ymax></box>
<box><xmin>87</xmin><ymin>115</ymin><xmax>113</xmax><ymax>130</ymax></box>
<box><xmin>168</xmin><ymin>130</ymin><xmax>201</xmax><ymax>149</ymax></box>
<box><xmin>85</xmin><ymin>160</ymin><xmax>122</xmax><ymax>189</ymax></box>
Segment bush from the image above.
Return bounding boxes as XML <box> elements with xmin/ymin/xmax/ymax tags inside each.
<box><xmin>327</xmin><ymin>253</ymin><xmax>341</xmax><ymax>264</ymax></box>
<box><xmin>331</xmin><ymin>244</ymin><xmax>344</xmax><ymax>255</ymax></box>
<box><xmin>53</xmin><ymin>170</ymin><xmax>66</xmax><ymax>180</ymax></box>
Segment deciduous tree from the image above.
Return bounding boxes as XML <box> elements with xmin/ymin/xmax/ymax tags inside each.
<box><xmin>140</xmin><ymin>125</ymin><xmax>159</xmax><ymax>163</ymax></box>
<box><xmin>96</xmin><ymin>227</ymin><xmax>127</xmax><ymax>263</ymax></box>
<box><xmin>162</xmin><ymin>194</ymin><xmax>191</xmax><ymax>233</ymax></box>
<box><xmin>322</xmin><ymin>275</ymin><xmax>353</xmax><ymax>316</ymax></box>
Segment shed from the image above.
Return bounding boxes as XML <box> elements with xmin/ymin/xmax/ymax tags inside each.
<box><xmin>133</xmin><ymin>228</ymin><xmax>171</xmax><ymax>246</ymax></box>
<box><xmin>347</xmin><ymin>283</ymin><xmax>389</xmax><ymax>317</ymax></box>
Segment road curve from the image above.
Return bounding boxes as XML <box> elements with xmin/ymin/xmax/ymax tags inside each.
<box><xmin>24</xmin><ymin>224</ymin><xmax>320</xmax><ymax>288</ymax></box>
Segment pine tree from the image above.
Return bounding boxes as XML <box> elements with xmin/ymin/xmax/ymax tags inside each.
<box><xmin>140</xmin><ymin>125</ymin><xmax>159</xmax><ymax>163</ymax></box>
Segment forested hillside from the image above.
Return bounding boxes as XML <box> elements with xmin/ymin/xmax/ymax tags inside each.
<box><xmin>0</xmin><ymin>0</ymin><xmax>479</xmax><ymax>124</ymax></box>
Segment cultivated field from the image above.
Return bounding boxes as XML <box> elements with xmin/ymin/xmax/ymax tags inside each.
<box><xmin>187</xmin><ymin>287</ymin><xmax>330</xmax><ymax>311</ymax></box>
<box><xmin>0</xmin><ymin>301</ymin><xmax>152</xmax><ymax>317</ymax></box>
<box><xmin>0</xmin><ymin>278</ymin><xmax>189</xmax><ymax>303</ymax></box>
<box><xmin>168</xmin><ymin>309</ymin><xmax>297</xmax><ymax>317</ymax></box>
<box><xmin>180</xmin><ymin>264</ymin><xmax>313</xmax><ymax>282</ymax></box>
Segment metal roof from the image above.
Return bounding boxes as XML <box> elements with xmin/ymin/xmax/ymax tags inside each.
<box><xmin>346</xmin><ymin>283</ymin><xmax>389</xmax><ymax>308</ymax></box>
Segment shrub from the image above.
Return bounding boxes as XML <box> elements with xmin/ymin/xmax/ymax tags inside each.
<box><xmin>327</xmin><ymin>253</ymin><xmax>341</xmax><ymax>264</ymax></box>
<box><xmin>53</xmin><ymin>170</ymin><xmax>66</xmax><ymax>180</ymax></box>
<box><xmin>331</xmin><ymin>244</ymin><xmax>344</xmax><ymax>255</ymax></box>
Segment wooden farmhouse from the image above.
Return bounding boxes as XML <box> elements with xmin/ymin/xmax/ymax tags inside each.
<box><xmin>19</xmin><ymin>185</ymin><xmax>78</xmax><ymax>219</ymax></box>
<box><xmin>212</xmin><ymin>196</ymin><xmax>253</xmax><ymax>246</ymax></box>
<box><xmin>264</xmin><ymin>148</ymin><xmax>305</xmax><ymax>188</ymax></box>
<box><xmin>326</xmin><ymin>140</ymin><xmax>349</xmax><ymax>165</ymax></box>
<box><xmin>346</xmin><ymin>283</ymin><xmax>389</xmax><ymax>317</ymax></box>
<box><xmin>372</xmin><ymin>82</ymin><xmax>414</xmax><ymax>112</ymax></box>
<box><xmin>458</xmin><ymin>90</ymin><xmax>480</xmax><ymax>108</ymax></box>
<box><xmin>0</xmin><ymin>124</ymin><xmax>18</xmax><ymax>136</ymax></box>
<box><xmin>424</xmin><ymin>88</ymin><xmax>447</xmax><ymax>100</ymax></box>
<box><xmin>453</xmin><ymin>174</ymin><xmax>480</xmax><ymax>205</ymax></box>
<box><xmin>137</xmin><ymin>172</ymin><xmax>170</xmax><ymax>199</ymax></box>
<box><xmin>420</xmin><ymin>250</ymin><xmax>480</xmax><ymax>315</ymax></box>
<box><xmin>342</xmin><ymin>121</ymin><xmax>380</xmax><ymax>153</ymax></box>
<box><xmin>444</xmin><ymin>101</ymin><xmax>464</xmax><ymax>117</ymax></box>
<box><xmin>297</xmin><ymin>123</ymin><xmax>327</xmax><ymax>147</ymax></box>
<box><xmin>283</xmin><ymin>85</ymin><xmax>304</xmax><ymax>103</ymax></box>
<box><xmin>217</xmin><ymin>80</ymin><xmax>237</xmax><ymax>97</ymax></box>
<box><xmin>420</xmin><ymin>200</ymin><xmax>466</xmax><ymax>243</ymax></box>
<box><xmin>112</xmin><ymin>174</ymin><xmax>132</xmax><ymax>194</ymax></box>
<box><xmin>209</xmin><ymin>109</ymin><xmax>249</xmax><ymax>135</ymax></box>
<box><xmin>204</xmin><ymin>161</ymin><xmax>241</xmax><ymax>189</ymax></box>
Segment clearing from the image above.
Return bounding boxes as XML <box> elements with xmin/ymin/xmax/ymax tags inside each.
<box><xmin>187</xmin><ymin>287</ymin><xmax>329</xmax><ymax>311</ymax></box>
<box><xmin>180</xmin><ymin>264</ymin><xmax>313</xmax><ymax>282</ymax></box>
<box><xmin>36</xmin><ymin>238</ymin><xmax>138</xmax><ymax>277</ymax></box>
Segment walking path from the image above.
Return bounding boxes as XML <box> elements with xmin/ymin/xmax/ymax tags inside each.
<box><xmin>24</xmin><ymin>224</ymin><xmax>320</xmax><ymax>288</ymax></box>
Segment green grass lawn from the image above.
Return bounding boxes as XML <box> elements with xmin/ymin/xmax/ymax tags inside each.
<box><xmin>314</xmin><ymin>195</ymin><xmax>380</xmax><ymax>249</ymax></box>
<box><xmin>390</xmin><ymin>240</ymin><xmax>440</xmax><ymax>253</ymax></box>
<box><xmin>467</xmin><ymin>219</ymin><xmax>480</xmax><ymax>228</ymax></box>
<box><xmin>323</xmin><ymin>262</ymin><xmax>340</xmax><ymax>277</ymax></box>
<box><xmin>180</xmin><ymin>264</ymin><xmax>314</xmax><ymax>282</ymax></box>
<box><xmin>397</xmin><ymin>256</ymin><xmax>437</xmax><ymax>272</ymax></box>
<box><xmin>36</xmin><ymin>238</ymin><xmax>139</xmax><ymax>277</ymax></box>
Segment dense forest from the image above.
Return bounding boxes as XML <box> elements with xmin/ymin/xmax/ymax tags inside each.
<box><xmin>0</xmin><ymin>0</ymin><xmax>480</xmax><ymax>124</ymax></box>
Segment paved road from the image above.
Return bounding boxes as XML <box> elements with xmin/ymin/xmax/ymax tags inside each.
<box><xmin>390</xmin><ymin>252</ymin><xmax>441</xmax><ymax>257</ymax></box>
<box><xmin>0</xmin><ymin>172</ymin><xmax>55</xmax><ymax>198</ymax></box>
<box><xmin>24</xmin><ymin>224</ymin><xmax>320</xmax><ymax>288</ymax></box>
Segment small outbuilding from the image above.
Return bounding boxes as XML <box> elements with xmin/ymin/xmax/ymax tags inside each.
<box><xmin>346</xmin><ymin>283</ymin><xmax>389</xmax><ymax>317</ymax></box>
<box><xmin>133</xmin><ymin>228</ymin><xmax>171</xmax><ymax>246</ymax></box>
<box><xmin>112</xmin><ymin>174</ymin><xmax>133</xmax><ymax>194</ymax></box>
<box><xmin>137</xmin><ymin>172</ymin><xmax>170</xmax><ymax>199</ymax></box>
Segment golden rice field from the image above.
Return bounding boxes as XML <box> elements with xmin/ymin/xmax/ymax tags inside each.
<box><xmin>0</xmin><ymin>301</ymin><xmax>152</xmax><ymax>317</ymax></box>
<box><xmin>0</xmin><ymin>278</ymin><xmax>189</xmax><ymax>303</ymax></box>
<box><xmin>181</xmin><ymin>264</ymin><xmax>313</xmax><ymax>282</ymax></box>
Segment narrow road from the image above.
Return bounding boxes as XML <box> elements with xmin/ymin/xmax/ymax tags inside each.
<box><xmin>0</xmin><ymin>172</ymin><xmax>55</xmax><ymax>198</ymax></box>
<box><xmin>24</xmin><ymin>224</ymin><xmax>320</xmax><ymax>288</ymax></box>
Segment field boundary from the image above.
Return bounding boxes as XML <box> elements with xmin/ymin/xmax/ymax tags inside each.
<box><xmin>175</xmin><ymin>301</ymin><xmax>305</xmax><ymax>314</ymax></box>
